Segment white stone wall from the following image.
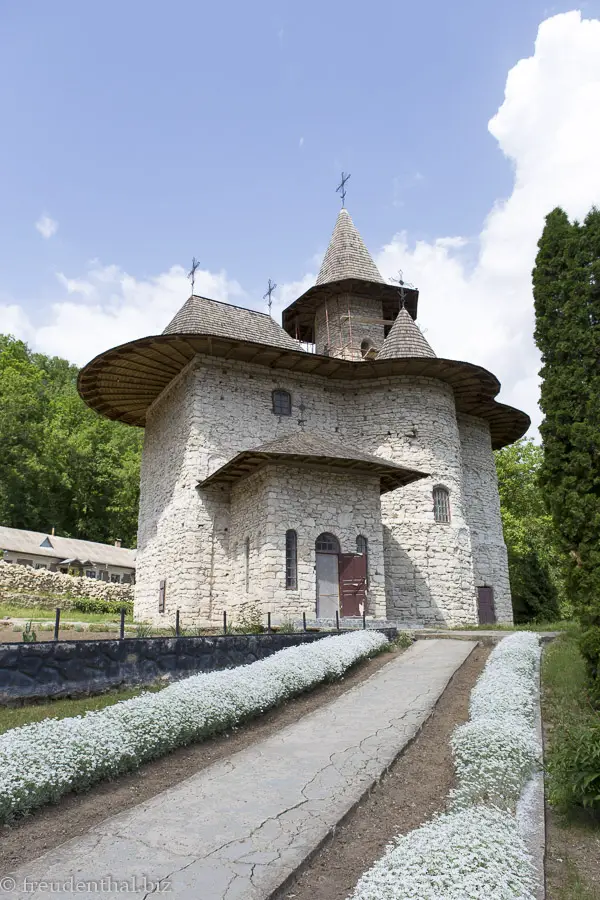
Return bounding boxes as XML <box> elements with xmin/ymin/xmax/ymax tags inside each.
<box><xmin>314</xmin><ymin>294</ymin><xmax>385</xmax><ymax>359</ymax></box>
<box><xmin>135</xmin><ymin>353</ymin><xmax>511</xmax><ymax>627</ymax></box>
<box><xmin>458</xmin><ymin>414</ymin><xmax>513</xmax><ymax>623</ymax></box>
<box><xmin>335</xmin><ymin>376</ymin><xmax>477</xmax><ymax>625</ymax></box>
<box><xmin>228</xmin><ymin>464</ymin><xmax>386</xmax><ymax>621</ymax></box>
<box><xmin>0</xmin><ymin>560</ymin><xmax>133</xmax><ymax>603</ymax></box>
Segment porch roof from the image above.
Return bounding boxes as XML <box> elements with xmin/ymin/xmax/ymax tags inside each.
<box><xmin>198</xmin><ymin>432</ymin><xmax>429</xmax><ymax>494</ymax></box>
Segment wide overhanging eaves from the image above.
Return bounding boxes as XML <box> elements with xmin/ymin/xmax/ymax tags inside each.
<box><xmin>281</xmin><ymin>279</ymin><xmax>419</xmax><ymax>343</ymax></box>
<box><xmin>77</xmin><ymin>332</ymin><xmax>531</xmax><ymax>449</ymax></box>
<box><xmin>198</xmin><ymin>450</ymin><xmax>429</xmax><ymax>494</ymax></box>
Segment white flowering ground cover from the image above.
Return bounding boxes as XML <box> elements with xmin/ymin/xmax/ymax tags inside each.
<box><xmin>0</xmin><ymin>630</ymin><xmax>387</xmax><ymax>823</ymax></box>
<box><xmin>349</xmin><ymin>633</ymin><xmax>543</xmax><ymax>900</ymax></box>
<box><xmin>450</xmin><ymin>632</ymin><xmax>542</xmax><ymax>810</ymax></box>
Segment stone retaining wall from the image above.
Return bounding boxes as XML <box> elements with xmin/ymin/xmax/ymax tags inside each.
<box><xmin>0</xmin><ymin>560</ymin><xmax>134</xmax><ymax>604</ymax></box>
<box><xmin>0</xmin><ymin>628</ymin><xmax>397</xmax><ymax>704</ymax></box>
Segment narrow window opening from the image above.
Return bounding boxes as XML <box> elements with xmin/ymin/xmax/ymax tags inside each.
<box><xmin>272</xmin><ymin>389</ymin><xmax>292</xmax><ymax>416</ymax></box>
<box><xmin>356</xmin><ymin>534</ymin><xmax>369</xmax><ymax>586</ymax></box>
<box><xmin>433</xmin><ymin>486</ymin><xmax>451</xmax><ymax>524</ymax></box>
<box><xmin>245</xmin><ymin>537</ymin><xmax>250</xmax><ymax>592</ymax></box>
<box><xmin>285</xmin><ymin>530</ymin><xmax>298</xmax><ymax>590</ymax></box>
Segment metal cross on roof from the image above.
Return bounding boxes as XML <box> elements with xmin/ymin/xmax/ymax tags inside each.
<box><xmin>263</xmin><ymin>278</ymin><xmax>277</xmax><ymax>316</ymax></box>
<box><xmin>390</xmin><ymin>269</ymin><xmax>414</xmax><ymax>309</ymax></box>
<box><xmin>187</xmin><ymin>257</ymin><xmax>201</xmax><ymax>296</ymax></box>
<box><xmin>336</xmin><ymin>171</ymin><xmax>351</xmax><ymax>207</ymax></box>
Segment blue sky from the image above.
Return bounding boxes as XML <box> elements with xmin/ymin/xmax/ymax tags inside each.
<box><xmin>2</xmin><ymin>3</ymin><xmax>600</xmax><ymax>428</ymax></box>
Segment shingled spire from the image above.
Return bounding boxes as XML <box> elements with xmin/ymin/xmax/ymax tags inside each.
<box><xmin>316</xmin><ymin>208</ymin><xmax>385</xmax><ymax>286</ymax></box>
<box><xmin>376</xmin><ymin>307</ymin><xmax>436</xmax><ymax>359</ymax></box>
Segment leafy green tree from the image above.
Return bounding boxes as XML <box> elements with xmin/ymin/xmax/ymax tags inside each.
<box><xmin>0</xmin><ymin>335</ymin><xmax>142</xmax><ymax>547</ymax></box>
<box><xmin>533</xmin><ymin>207</ymin><xmax>600</xmax><ymax>621</ymax></box>
<box><xmin>495</xmin><ymin>438</ymin><xmax>563</xmax><ymax>621</ymax></box>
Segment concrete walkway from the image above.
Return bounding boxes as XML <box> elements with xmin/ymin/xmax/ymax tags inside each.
<box><xmin>4</xmin><ymin>639</ymin><xmax>474</xmax><ymax>900</ymax></box>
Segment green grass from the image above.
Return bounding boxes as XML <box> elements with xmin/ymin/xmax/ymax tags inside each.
<box><xmin>452</xmin><ymin>619</ymin><xmax>575</xmax><ymax>633</ymax></box>
<box><xmin>0</xmin><ymin>684</ymin><xmax>164</xmax><ymax>735</ymax></box>
<box><xmin>0</xmin><ymin>604</ymin><xmax>133</xmax><ymax>625</ymax></box>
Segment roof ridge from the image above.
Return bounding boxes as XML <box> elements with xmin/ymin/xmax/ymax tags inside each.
<box><xmin>190</xmin><ymin>295</ymin><xmax>278</xmax><ymax>320</ymax></box>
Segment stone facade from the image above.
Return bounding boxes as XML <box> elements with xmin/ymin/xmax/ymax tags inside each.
<box><xmin>135</xmin><ymin>355</ymin><xmax>511</xmax><ymax>628</ymax></box>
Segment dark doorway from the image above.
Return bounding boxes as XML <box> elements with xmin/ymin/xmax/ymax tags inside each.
<box><xmin>338</xmin><ymin>553</ymin><xmax>368</xmax><ymax>617</ymax></box>
<box><xmin>477</xmin><ymin>586</ymin><xmax>496</xmax><ymax>625</ymax></box>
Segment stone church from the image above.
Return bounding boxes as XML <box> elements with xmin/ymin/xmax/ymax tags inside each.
<box><xmin>79</xmin><ymin>208</ymin><xmax>529</xmax><ymax>627</ymax></box>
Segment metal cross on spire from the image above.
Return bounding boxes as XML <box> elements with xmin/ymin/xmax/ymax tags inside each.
<box><xmin>336</xmin><ymin>171</ymin><xmax>351</xmax><ymax>207</ymax></box>
<box><xmin>390</xmin><ymin>269</ymin><xmax>414</xmax><ymax>309</ymax></box>
<box><xmin>187</xmin><ymin>257</ymin><xmax>201</xmax><ymax>296</ymax></box>
<box><xmin>263</xmin><ymin>278</ymin><xmax>277</xmax><ymax>317</ymax></box>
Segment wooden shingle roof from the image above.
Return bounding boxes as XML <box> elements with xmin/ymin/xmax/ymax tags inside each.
<box><xmin>377</xmin><ymin>308</ymin><xmax>436</xmax><ymax>359</ymax></box>
<box><xmin>316</xmin><ymin>209</ymin><xmax>385</xmax><ymax>286</ymax></box>
<box><xmin>199</xmin><ymin>432</ymin><xmax>429</xmax><ymax>494</ymax></box>
<box><xmin>164</xmin><ymin>295</ymin><xmax>299</xmax><ymax>350</ymax></box>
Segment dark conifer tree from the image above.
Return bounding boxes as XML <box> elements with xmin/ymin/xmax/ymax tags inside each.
<box><xmin>533</xmin><ymin>207</ymin><xmax>600</xmax><ymax>619</ymax></box>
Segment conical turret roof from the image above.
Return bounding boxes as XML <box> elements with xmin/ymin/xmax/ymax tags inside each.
<box><xmin>316</xmin><ymin>208</ymin><xmax>385</xmax><ymax>286</ymax></box>
<box><xmin>376</xmin><ymin>308</ymin><xmax>436</xmax><ymax>359</ymax></box>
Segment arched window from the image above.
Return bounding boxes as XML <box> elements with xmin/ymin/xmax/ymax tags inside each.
<box><xmin>356</xmin><ymin>534</ymin><xmax>369</xmax><ymax>586</ymax></box>
<box><xmin>272</xmin><ymin>389</ymin><xmax>292</xmax><ymax>416</ymax></box>
<box><xmin>285</xmin><ymin>530</ymin><xmax>298</xmax><ymax>590</ymax></box>
<box><xmin>315</xmin><ymin>532</ymin><xmax>340</xmax><ymax>553</ymax></box>
<box><xmin>433</xmin><ymin>486</ymin><xmax>451</xmax><ymax>524</ymax></box>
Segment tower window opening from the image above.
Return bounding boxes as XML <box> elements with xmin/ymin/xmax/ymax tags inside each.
<box><xmin>245</xmin><ymin>537</ymin><xmax>250</xmax><ymax>591</ymax></box>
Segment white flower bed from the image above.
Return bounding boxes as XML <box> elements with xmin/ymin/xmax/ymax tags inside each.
<box><xmin>350</xmin><ymin>806</ymin><xmax>537</xmax><ymax>900</ymax></box>
<box><xmin>0</xmin><ymin>630</ymin><xmax>387</xmax><ymax>823</ymax></box>
<box><xmin>349</xmin><ymin>632</ymin><xmax>543</xmax><ymax>899</ymax></box>
<box><xmin>450</xmin><ymin>633</ymin><xmax>542</xmax><ymax>810</ymax></box>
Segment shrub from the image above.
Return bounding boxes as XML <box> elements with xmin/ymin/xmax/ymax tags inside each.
<box><xmin>579</xmin><ymin>626</ymin><xmax>600</xmax><ymax>681</ymax></box>
<box><xmin>546</xmin><ymin>718</ymin><xmax>600</xmax><ymax>810</ymax></box>
<box><xmin>72</xmin><ymin>597</ymin><xmax>133</xmax><ymax>617</ymax></box>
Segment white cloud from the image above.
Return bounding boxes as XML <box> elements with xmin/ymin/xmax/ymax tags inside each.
<box><xmin>378</xmin><ymin>10</ymin><xmax>600</xmax><ymax>431</ymax></box>
<box><xmin>35</xmin><ymin>215</ymin><xmax>58</xmax><ymax>239</ymax></box>
<box><xmin>6</xmin><ymin>11</ymin><xmax>600</xmax><ymax>432</ymax></box>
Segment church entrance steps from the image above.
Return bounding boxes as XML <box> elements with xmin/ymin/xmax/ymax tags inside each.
<box><xmin>4</xmin><ymin>639</ymin><xmax>475</xmax><ymax>900</ymax></box>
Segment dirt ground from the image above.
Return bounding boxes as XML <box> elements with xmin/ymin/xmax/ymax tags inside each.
<box><xmin>546</xmin><ymin>806</ymin><xmax>600</xmax><ymax>899</ymax></box>
<box><xmin>0</xmin><ymin>626</ymin><xmax>123</xmax><ymax>642</ymax></box>
<box><xmin>0</xmin><ymin>643</ymin><xmax>412</xmax><ymax>874</ymax></box>
<box><xmin>278</xmin><ymin>644</ymin><xmax>489</xmax><ymax>900</ymax></box>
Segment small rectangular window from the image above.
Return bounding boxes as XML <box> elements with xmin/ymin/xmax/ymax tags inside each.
<box><xmin>272</xmin><ymin>389</ymin><xmax>292</xmax><ymax>416</ymax></box>
<box><xmin>285</xmin><ymin>530</ymin><xmax>298</xmax><ymax>590</ymax></box>
<box><xmin>158</xmin><ymin>579</ymin><xmax>166</xmax><ymax>613</ymax></box>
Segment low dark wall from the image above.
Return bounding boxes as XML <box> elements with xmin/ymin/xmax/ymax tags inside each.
<box><xmin>0</xmin><ymin>628</ymin><xmax>397</xmax><ymax>704</ymax></box>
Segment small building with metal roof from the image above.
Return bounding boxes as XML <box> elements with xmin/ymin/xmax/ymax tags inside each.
<box><xmin>78</xmin><ymin>206</ymin><xmax>529</xmax><ymax>627</ymax></box>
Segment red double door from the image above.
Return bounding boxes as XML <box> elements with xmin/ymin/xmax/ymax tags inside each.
<box><xmin>338</xmin><ymin>553</ymin><xmax>368</xmax><ymax>617</ymax></box>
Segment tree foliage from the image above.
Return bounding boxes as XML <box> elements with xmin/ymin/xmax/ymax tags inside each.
<box><xmin>495</xmin><ymin>439</ymin><xmax>562</xmax><ymax>622</ymax></box>
<box><xmin>533</xmin><ymin>207</ymin><xmax>600</xmax><ymax>621</ymax></box>
<box><xmin>0</xmin><ymin>335</ymin><xmax>142</xmax><ymax>547</ymax></box>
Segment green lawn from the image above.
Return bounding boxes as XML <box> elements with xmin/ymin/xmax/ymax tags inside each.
<box><xmin>542</xmin><ymin>629</ymin><xmax>600</xmax><ymax>899</ymax></box>
<box><xmin>0</xmin><ymin>684</ymin><xmax>163</xmax><ymax>735</ymax></box>
<box><xmin>0</xmin><ymin>604</ymin><xmax>133</xmax><ymax>625</ymax></box>
<box><xmin>452</xmin><ymin>619</ymin><xmax>574</xmax><ymax>633</ymax></box>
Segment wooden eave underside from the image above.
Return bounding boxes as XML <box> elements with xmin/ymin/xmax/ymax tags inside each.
<box><xmin>198</xmin><ymin>453</ymin><xmax>428</xmax><ymax>494</ymax></box>
<box><xmin>77</xmin><ymin>332</ymin><xmax>531</xmax><ymax>449</ymax></box>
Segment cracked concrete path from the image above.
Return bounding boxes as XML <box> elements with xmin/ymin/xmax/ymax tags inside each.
<box><xmin>3</xmin><ymin>639</ymin><xmax>474</xmax><ymax>900</ymax></box>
